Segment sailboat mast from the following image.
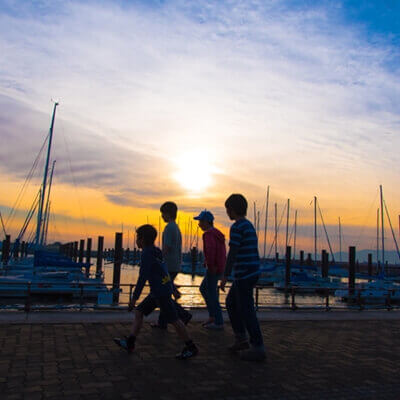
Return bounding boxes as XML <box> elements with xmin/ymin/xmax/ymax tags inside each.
<box><xmin>377</xmin><ymin>208</ymin><xmax>380</xmax><ymax>267</ymax></box>
<box><xmin>293</xmin><ymin>210</ymin><xmax>297</xmax><ymax>261</ymax></box>
<box><xmin>314</xmin><ymin>196</ymin><xmax>317</xmax><ymax>263</ymax></box>
<box><xmin>274</xmin><ymin>203</ymin><xmax>277</xmax><ymax>259</ymax></box>
<box><xmin>40</xmin><ymin>160</ymin><xmax>56</xmax><ymax>246</ymax></box>
<box><xmin>35</xmin><ymin>102</ymin><xmax>58</xmax><ymax>245</ymax></box>
<box><xmin>338</xmin><ymin>217</ymin><xmax>342</xmax><ymax>263</ymax></box>
<box><xmin>263</xmin><ymin>186</ymin><xmax>270</xmax><ymax>260</ymax></box>
<box><xmin>285</xmin><ymin>199</ymin><xmax>290</xmax><ymax>249</ymax></box>
<box><xmin>380</xmin><ymin>185</ymin><xmax>385</xmax><ymax>267</ymax></box>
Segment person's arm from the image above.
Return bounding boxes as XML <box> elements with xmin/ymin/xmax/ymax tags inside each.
<box><xmin>220</xmin><ymin>224</ymin><xmax>242</xmax><ymax>291</ymax></box>
<box><xmin>224</xmin><ymin>245</ymin><xmax>239</xmax><ymax>278</ymax></box>
<box><xmin>132</xmin><ymin>253</ymin><xmax>150</xmax><ymax>302</ymax></box>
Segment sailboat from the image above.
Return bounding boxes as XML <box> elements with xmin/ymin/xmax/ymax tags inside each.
<box><xmin>334</xmin><ymin>185</ymin><xmax>400</xmax><ymax>304</ymax></box>
<box><xmin>0</xmin><ymin>103</ymin><xmax>111</xmax><ymax>299</ymax></box>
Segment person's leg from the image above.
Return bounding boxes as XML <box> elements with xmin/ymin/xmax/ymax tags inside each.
<box><xmin>205</xmin><ymin>273</ymin><xmax>223</xmax><ymax>326</ymax></box>
<box><xmin>169</xmin><ymin>271</ymin><xmax>192</xmax><ymax>324</ymax></box>
<box><xmin>131</xmin><ymin>309</ymin><xmax>144</xmax><ymax>336</ymax></box>
<box><xmin>155</xmin><ymin>271</ymin><xmax>180</xmax><ymax>328</ymax></box>
<box><xmin>159</xmin><ymin>296</ymin><xmax>198</xmax><ymax>359</ymax></box>
<box><xmin>200</xmin><ymin>273</ymin><xmax>214</xmax><ymax>323</ymax></box>
<box><xmin>226</xmin><ymin>281</ymin><xmax>247</xmax><ymax>344</ymax></box>
<box><xmin>114</xmin><ymin>295</ymin><xmax>156</xmax><ymax>352</ymax></box>
<box><xmin>235</xmin><ymin>276</ymin><xmax>265</xmax><ymax>360</ymax></box>
<box><xmin>171</xmin><ymin>319</ymin><xmax>191</xmax><ymax>342</ymax></box>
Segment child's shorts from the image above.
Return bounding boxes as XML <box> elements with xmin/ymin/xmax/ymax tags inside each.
<box><xmin>136</xmin><ymin>294</ymin><xmax>179</xmax><ymax>323</ymax></box>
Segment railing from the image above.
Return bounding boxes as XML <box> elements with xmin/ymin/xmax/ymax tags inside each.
<box><xmin>0</xmin><ymin>281</ymin><xmax>399</xmax><ymax>313</ymax></box>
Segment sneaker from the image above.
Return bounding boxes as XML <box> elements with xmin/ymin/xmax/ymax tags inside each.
<box><xmin>240</xmin><ymin>348</ymin><xmax>266</xmax><ymax>362</ymax></box>
<box><xmin>204</xmin><ymin>323</ymin><xmax>224</xmax><ymax>330</ymax></box>
<box><xmin>176</xmin><ymin>344</ymin><xmax>198</xmax><ymax>360</ymax></box>
<box><xmin>228</xmin><ymin>340</ymin><xmax>250</xmax><ymax>353</ymax></box>
<box><xmin>113</xmin><ymin>336</ymin><xmax>135</xmax><ymax>354</ymax></box>
<box><xmin>202</xmin><ymin>319</ymin><xmax>214</xmax><ymax>327</ymax></box>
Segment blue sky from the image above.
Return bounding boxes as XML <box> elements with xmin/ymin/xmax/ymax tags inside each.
<box><xmin>0</xmin><ymin>0</ymin><xmax>399</xmax><ymax>250</ymax></box>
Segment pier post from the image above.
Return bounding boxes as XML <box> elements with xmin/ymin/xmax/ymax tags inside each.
<box><xmin>368</xmin><ymin>253</ymin><xmax>372</xmax><ymax>277</ymax></box>
<box><xmin>285</xmin><ymin>246</ymin><xmax>291</xmax><ymax>288</ymax></box>
<box><xmin>306</xmin><ymin>253</ymin><xmax>312</xmax><ymax>266</ymax></box>
<box><xmin>112</xmin><ymin>232</ymin><xmax>123</xmax><ymax>304</ymax></box>
<box><xmin>85</xmin><ymin>238</ymin><xmax>92</xmax><ymax>277</ymax></box>
<box><xmin>133</xmin><ymin>248</ymin><xmax>138</xmax><ymax>264</ymax></box>
<box><xmin>73</xmin><ymin>241</ymin><xmax>78</xmax><ymax>262</ymax></box>
<box><xmin>2</xmin><ymin>235</ymin><xmax>10</xmax><ymax>265</ymax></box>
<box><xmin>78</xmin><ymin>239</ymin><xmax>84</xmax><ymax>263</ymax></box>
<box><xmin>69</xmin><ymin>242</ymin><xmax>74</xmax><ymax>258</ymax></box>
<box><xmin>21</xmin><ymin>241</ymin><xmax>26</xmax><ymax>258</ymax></box>
<box><xmin>275</xmin><ymin>252</ymin><xmax>279</xmax><ymax>263</ymax></box>
<box><xmin>13</xmin><ymin>239</ymin><xmax>20</xmax><ymax>259</ymax></box>
<box><xmin>96</xmin><ymin>236</ymin><xmax>104</xmax><ymax>278</ymax></box>
<box><xmin>321</xmin><ymin>250</ymin><xmax>328</xmax><ymax>278</ymax></box>
<box><xmin>348</xmin><ymin>246</ymin><xmax>356</xmax><ymax>296</ymax></box>
<box><xmin>300</xmin><ymin>250</ymin><xmax>304</xmax><ymax>265</ymax></box>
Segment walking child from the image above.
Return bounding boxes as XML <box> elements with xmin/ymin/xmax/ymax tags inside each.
<box><xmin>113</xmin><ymin>224</ymin><xmax>198</xmax><ymax>359</ymax></box>
<box><xmin>221</xmin><ymin>194</ymin><xmax>266</xmax><ymax>361</ymax></box>
<box><xmin>151</xmin><ymin>201</ymin><xmax>192</xmax><ymax>328</ymax></box>
<box><xmin>194</xmin><ymin>210</ymin><xmax>226</xmax><ymax>329</ymax></box>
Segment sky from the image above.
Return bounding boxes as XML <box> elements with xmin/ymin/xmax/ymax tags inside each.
<box><xmin>0</xmin><ymin>0</ymin><xmax>399</xmax><ymax>259</ymax></box>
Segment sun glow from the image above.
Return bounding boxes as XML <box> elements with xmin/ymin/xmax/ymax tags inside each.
<box><xmin>173</xmin><ymin>151</ymin><xmax>215</xmax><ymax>193</ymax></box>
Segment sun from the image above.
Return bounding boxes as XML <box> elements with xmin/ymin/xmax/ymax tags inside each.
<box><xmin>173</xmin><ymin>152</ymin><xmax>214</xmax><ymax>193</ymax></box>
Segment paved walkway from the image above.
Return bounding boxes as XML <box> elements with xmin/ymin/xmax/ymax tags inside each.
<box><xmin>1</xmin><ymin>316</ymin><xmax>400</xmax><ymax>399</ymax></box>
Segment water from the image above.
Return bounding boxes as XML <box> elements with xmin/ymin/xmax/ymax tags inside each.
<box><xmin>103</xmin><ymin>263</ymin><xmax>348</xmax><ymax>309</ymax></box>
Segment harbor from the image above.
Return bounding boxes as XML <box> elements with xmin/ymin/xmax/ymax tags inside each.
<box><xmin>1</xmin><ymin>1</ymin><xmax>400</xmax><ymax>399</ymax></box>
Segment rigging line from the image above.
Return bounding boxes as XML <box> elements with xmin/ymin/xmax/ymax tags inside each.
<box><xmin>59</xmin><ymin>118</ymin><xmax>88</xmax><ymax>237</ymax></box>
<box><xmin>18</xmin><ymin>189</ymin><xmax>41</xmax><ymax>241</ymax></box>
<box><xmin>317</xmin><ymin>201</ymin><xmax>336</xmax><ymax>263</ymax></box>
<box><xmin>5</xmin><ymin>133</ymin><xmax>49</xmax><ymax>229</ymax></box>
<box><xmin>383</xmin><ymin>200</ymin><xmax>400</xmax><ymax>262</ymax></box>
<box><xmin>267</xmin><ymin>203</ymin><xmax>287</xmax><ymax>258</ymax></box>
<box><xmin>354</xmin><ymin>188</ymin><xmax>379</xmax><ymax>249</ymax></box>
<box><xmin>0</xmin><ymin>211</ymin><xmax>6</xmax><ymax>238</ymax></box>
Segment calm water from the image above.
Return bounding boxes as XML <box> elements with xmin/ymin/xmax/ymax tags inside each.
<box><xmin>103</xmin><ymin>263</ymin><xmax>348</xmax><ymax>308</ymax></box>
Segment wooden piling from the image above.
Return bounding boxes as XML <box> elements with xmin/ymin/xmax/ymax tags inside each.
<box><xmin>368</xmin><ymin>253</ymin><xmax>373</xmax><ymax>277</ymax></box>
<box><xmin>13</xmin><ymin>239</ymin><xmax>20</xmax><ymax>259</ymax></box>
<box><xmin>112</xmin><ymin>232</ymin><xmax>123</xmax><ymax>304</ymax></box>
<box><xmin>275</xmin><ymin>252</ymin><xmax>279</xmax><ymax>262</ymax></box>
<box><xmin>86</xmin><ymin>238</ymin><xmax>92</xmax><ymax>277</ymax></box>
<box><xmin>300</xmin><ymin>250</ymin><xmax>304</xmax><ymax>265</ymax></box>
<box><xmin>321</xmin><ymin>250</ymin><xmax>328</xmax><ymax>278</ymax></box>
<box><xmin>96</xmin><ymin>236</ymin><xmax>104</xmax><ymax>277</ymax></box>
<box><xmin>2</xmin><ymin>235</ymin><xmax>10</xmax><ymax>264</ymax></box>
<box><xmin>348</xmin><ymin>246</ymin><xmax>356</xmax><ymax>296</ymax></box>
<box><xmin>78</xmin><ymin>239</ymin><xmax>84</xmax><ymax>263</ymax></box>
<box><xmin>285</xmin><ymin>246</ymin><xmax>291</xmax><ymax>288</ymax></box>
<box><xmin>69</xmin><ymin>242</ymin><xmax>74</xmax><ymax>258</ymax></box>
<box><xmin>73</xmin><ymin>241</ymin><xmax>78</xmax><ymax>262</ymax></box>
<box><xmin>306</xmin><ymin>253</ymin><xmax>312</xmax><ymax>266</ymax></box>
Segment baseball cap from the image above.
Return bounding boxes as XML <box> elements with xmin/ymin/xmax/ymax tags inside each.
<box><xmin>194</xmin><ymin>210</ymin><xmax>214</xmax><ymax>223</ymax></box>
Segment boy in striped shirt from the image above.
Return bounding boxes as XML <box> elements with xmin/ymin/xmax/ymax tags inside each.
<box><xmin>220</xmin><ymin>194</ymin><xmax>266</xmax><ymax>361</ymax></box>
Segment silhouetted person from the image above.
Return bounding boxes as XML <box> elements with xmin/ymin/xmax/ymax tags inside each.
<box><xmin>221</xmin><ymin>194</ymin><xmax>266</xmax><ymax>361</ymax></box>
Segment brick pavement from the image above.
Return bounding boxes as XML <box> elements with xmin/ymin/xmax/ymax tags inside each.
<box><xmin>0</xmin><ymin>320</ymin><xmax>399</xmax><ymax>399</ymax></box>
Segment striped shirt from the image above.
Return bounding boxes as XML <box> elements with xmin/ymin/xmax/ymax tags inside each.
<box><xmin>229</xmin><ymin>219</ymin><xmax>260</xmax><ymax>279</ymax></box>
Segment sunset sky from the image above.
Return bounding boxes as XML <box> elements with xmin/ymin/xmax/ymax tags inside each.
<box><xmin>0</xmin><ymin>0</ymin><xmax>399</xmax><ymax>258</ymax></box>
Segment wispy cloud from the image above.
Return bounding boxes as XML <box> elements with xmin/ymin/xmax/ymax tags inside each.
<box><xmin>0</xmin><ymin>0</ymin><xmax>399</xmax><ymax>247</ymax></box>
